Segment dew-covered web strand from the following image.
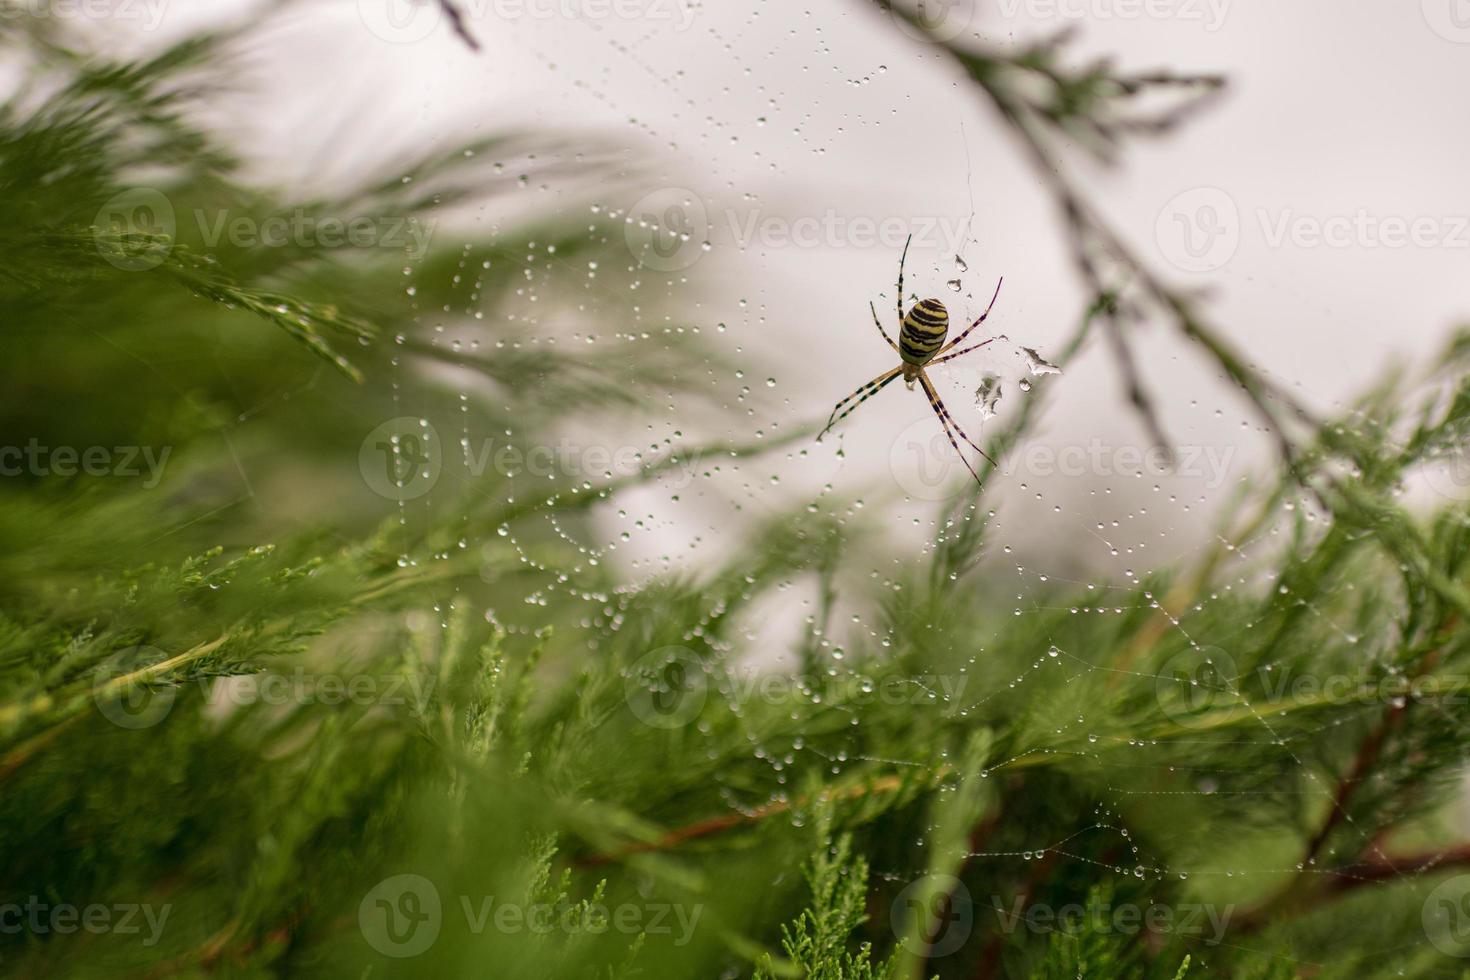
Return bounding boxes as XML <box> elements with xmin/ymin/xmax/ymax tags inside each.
<box><xmin>394</xmin><ymin>215</ymin><xmax>745</xmax><ymax>593</ymax></box>
<box><xmin>401</xmin><ymin>236</ymin><xmax>770</xmax><ymax>640</ymax></box>
<box><xmin>400</xmin><ymin>14</ymin><xmax>1446</xmax><ymax>931</ymax></box>
<box><xmin>932</xmin><ymin>529</ymin><xmax>1411</xmax><ymax>915</ymax></box>
<box><xmin>700</xmin><ymin>336</ymin><xmax>1346</xmax><ymax>892</ymax></box>
<box><xmin>520</xmin><ymin>10</ymin><xmax>828</xmax><ymax>175</ymax></box>
<box><xmin>734</xmin><ymin>423</ymin><xmax>1393</xmax><ymax>906</ymax></box>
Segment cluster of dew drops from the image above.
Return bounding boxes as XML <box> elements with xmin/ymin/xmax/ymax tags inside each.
<box><xmin>381</xmin><ymin>164</ymin><xmax>816</xmax><ymax>661</ymax></box>
<box><xmin>377</xmin><ymin>124</ymin><xmax>1334</xmax><ymax>864</ymax></box>
<box><xmin>514</xmin><ymin>28</ymin><xmax>1398</xmax><ymax>929</ymax></box>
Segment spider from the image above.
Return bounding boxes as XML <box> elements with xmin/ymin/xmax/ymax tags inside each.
<box><xmin>817</xmin><ymin>235</ymin><xmax>1003</xmax><ymax>486</ymax></box>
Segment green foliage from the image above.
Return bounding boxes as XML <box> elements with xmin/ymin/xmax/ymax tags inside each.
<box><xmin>755</xmin><ymin>831</ymin><xmax>900</xmax><ymax>980</ymax></box>
<box><xmin>3</xmin><ymin>11</ymin><xmax>1470</xmax><ymax>980</ymax></box>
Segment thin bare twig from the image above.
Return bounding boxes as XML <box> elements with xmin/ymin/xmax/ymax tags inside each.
<box><xmin>872</xmin><ymin>1</ymin><xmax>1329</xmax><ymax>491</ymax></box>
<box><xmin>576</xmin><ymin>769</ymin><xmax>948</xmax><ymax>868</ymax></box>
<box><xmin>439</xmin><ymin>0</ymin><xmax>481</xmax><ymax>51</ymax></box>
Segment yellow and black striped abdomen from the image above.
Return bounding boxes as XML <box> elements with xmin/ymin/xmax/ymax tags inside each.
<box><xmin>899</xmin><ymin>298</ymin><xmax>948</xmax><ymax>365</ymax></box>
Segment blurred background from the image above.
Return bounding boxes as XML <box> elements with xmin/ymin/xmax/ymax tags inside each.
<box><xmin>17</xmin><ymin>0</ymin><xmax>1470</xmax><ymax>668</ymax></box>
<box><xmin>175</xmin><ymin>0</ymin><xmax>1470</xmax><ymax>565</ymax></box>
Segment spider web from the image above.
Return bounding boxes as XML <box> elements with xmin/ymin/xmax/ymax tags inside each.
<box><xmin>196</xmin><ymin>1</ymin><xmax>1470</xmax><ymax>974</ymax></box>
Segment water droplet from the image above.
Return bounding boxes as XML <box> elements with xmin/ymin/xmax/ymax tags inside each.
<box><xmin>976</xmin><ymin>375</ymin><xmax>1002</xmax><ymax>419</ymax></box>
<box><xmin>1021</xmin><ymin>346</ymin><xmax>1062</xmax><ymax>376</ymax></box>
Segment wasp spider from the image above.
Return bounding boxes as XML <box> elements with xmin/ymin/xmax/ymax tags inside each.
<box><xmin>818</xmin><ymin>235</ymin><xmax>1003</xmax><ymax>486</ymax></box>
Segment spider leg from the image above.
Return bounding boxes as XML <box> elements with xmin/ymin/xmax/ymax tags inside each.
<box><xmin>936</xmin><ymin>276</ymin><xmax>1003</xmax><ymax>355</ymax></box>
<box><xmin>918</xmin><ymin>369</ymin><xmax>993</xmax><ymax>482</ymax></box>
<box><xmin>824</xmin><ymin>369</ymin><xmax>892</xmax><ymax>426</ymax></box>
<box><xmin>897</xmin><ymin>233</ymin><xmax>912</xmax><ymax>324</ymax></box>
<box><xmin>930</xmin><ymin>337</ymin><xmax>996</xmax><ymax>366</ymax></box>
<box><xmin>870</xmin><ymin>301</ymin><xmax>899</xmax><ymax>352</ymax></box>
<box><xmin>916</xmin><ymin>368</ymin><xmax>988</xmax><ymax>460</ymax></box>
<box><xmin>818</xmin><ymin>367</ymin><xmax>903</xmax><ymax>441</ymax></box>
<box><xmin>922</xmin><ymin>393</ymin><xmax>985</xmax><ymax>488</ymax></box>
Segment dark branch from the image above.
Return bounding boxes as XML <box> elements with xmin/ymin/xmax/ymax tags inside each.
<box><xmin>440</xmin><ymin>0</ymin><xmax>481</xmax><ymax>51</ymax></box>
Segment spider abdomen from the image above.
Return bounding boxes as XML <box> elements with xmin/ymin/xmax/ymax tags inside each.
<box><xmin>898</xmin><ymin>298</ymin><xmax>949</xmax><ymax>365</ymax></box>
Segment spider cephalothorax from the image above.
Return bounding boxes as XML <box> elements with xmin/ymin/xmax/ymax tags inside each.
<box><xmin>817</xmin><ymin>235</ymin><xmax>1002</xmax><ymax>485</ymax></box>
